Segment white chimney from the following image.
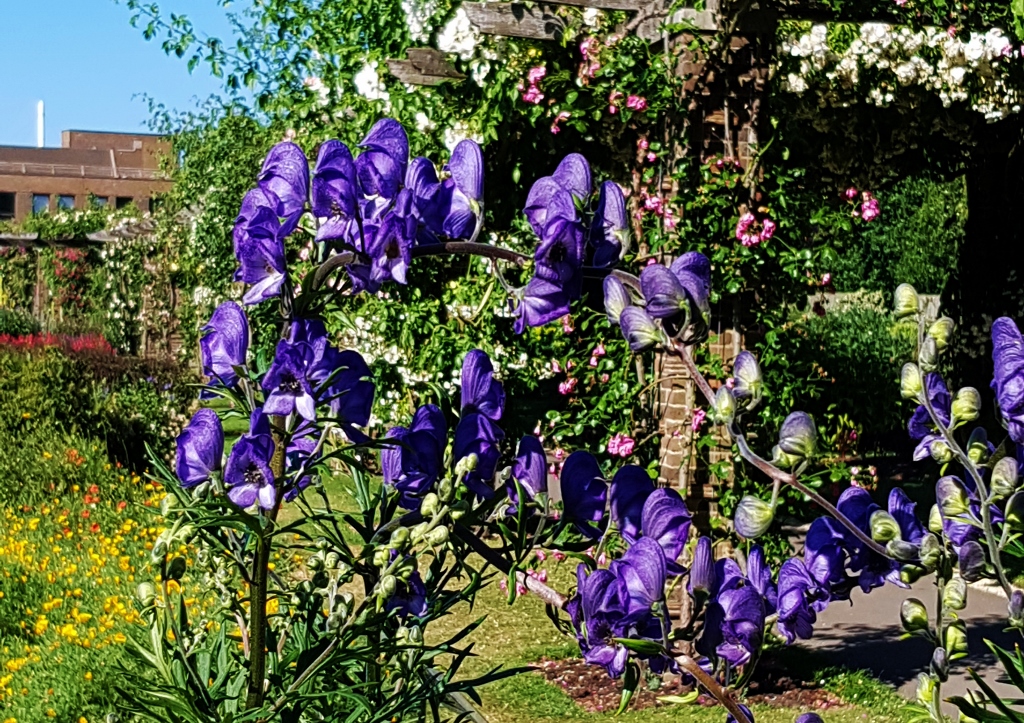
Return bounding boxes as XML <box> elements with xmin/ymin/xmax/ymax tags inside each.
<box><xmin>36</xmin><ymin>101</ymin><xmax>44</xmax><ymax>148</ymax></box>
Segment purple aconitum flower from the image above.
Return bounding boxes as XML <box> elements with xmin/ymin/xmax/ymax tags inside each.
<box><xmin>795</xmin><ymin>715</ymin><xmax>823</xmax><ymax>723</ymax></box>
<box><xmin>368</xmin><ymin>189</ymin><xmax>417</xmax><ymax>286</ymax></box>
<box><xmin>611</xmin><ymin>536</ymin><xmax>667</xmax><ymax>623</ymax></box>
<box><xmin>552</xmin><ymin>153</ymin><xmax>592</xmax><ymax>200</ymax></box>
<box><xmin>603</xmin><ymin>275</ymin><xmax>631</xmax><ymax>326</ymax></box>
<box><xmin>688</xmin><ymin>536</ymin><xmax>715</xmax><ymax>596</ymax></box>
<box><xmin>568</xmin><ymin>566</ymin><xmax>630</xmax><ymax>678</ymax></box>
<box><xmin>669</xmin><ymin>251</ymin><xmax>711</xmax><ymax>320</ymax></box>
<box><xmin>958</xmin><ymin>540</ymin><xmax>986</xmax><ymax>582</ymax></box>
<box><xmin>698</xmin><ymin>584</ymin><xmax>765</xmax><ymax>666</ymax></box>
<box><xmin>778</xmin><ymin>411</ymin><xmax>817</xmax><ymax>459</ymax></box>
<box><xmin>746</xmin><ymin>545</ymin><xmax>778</xmax><ymax>615</ymax></box>
<box><xmin>776</xmin><ymin>557</ymin><xmax>828</xmax><ymax>644</ymax></box>
<box><xmin>200</xmin><ymin>302</ymin><xmax>248</xmax><ymax>392</ymax></box>
<box><xmin>640</xmin><ymin>264</ymin><xmax>689</xmax><ymax>319</ymax></box>
<box><xmin>356</xmin><ymin>119</ymin><xmax>409</xmax><ymax>200</ymax></box>
<box><xmin>508</xmin><ymin>435</ymin><xmax>547</xmax><ymax>508</ymax></box>
<box><xmin>590</xmin><ymin>181</ymin><xmax>628</xmax><ymax>267</ymax></box>
<box><xmin>406</xmin><ymin>156</ymin><xmax>450</xmax><ymax>241</ymax></box>
<box><xmin>609</xmin><ymin>466</ymin><xmax>655</xmax><ymax>543</ymax></box>
<box><xmin>443</xmin><ymin>139</ymin><xmax>484</xmax><ymax>239</ymax></box>
<box><xmin>234</xmin><ymin>187</ymin><xmax>287</xmax><ymax>305</ymax></box>
<box><xmin>731</xmin><ymin>350</ymin><xmax>762</xmax><ymax>403</ymax></box>
<box><xmin>175</xmin><ymin>408</ymin><xmax>224</xmax><ymax>487</ymax></box>
<box><xmin>388</xmin><ymin>569</ymin><xmax>429</xmax><ymax>618</ymax></box>
<box><xmin>534</xmin><ymin>209</ymin><xmax>585</xmax><ymax>295</ymax></box>
<box><xmin>804</xmin><ymin>516</ymin><xmax>854</xmax><ymax>600</ymax></box>
<box><xmin>992</xmin><ymin>317</ymin><xmax>1024</xmax><ymax>444</ymax></box>
<box><xmin>312</xmin><ymin>140</ymin><xmax>359</xmax><ymax>239</ymax></box>
<box><xmin>640</xmin><ymin>488</ymin><xmax>691</xmax><ymax>574</ymax></box>
<box><xmin>908</xmin><ymin>373</ymin><xmax>951</xmax><ymax>462</ymax></box>
<box><xmin>461</xmin><ymin>349</ymin><xmax>505</xmax><ymax>420</ymax></box>
<box><xmin>258</xmin><ymin>141</ymin><xmax>309</xmax><ymax>235</ymax></box>
<box><xmin>382</xmin><ymin>404</ymin><xmax>447</xmax><ymax>509</ymax></box>
<box><xmin>514</xmin><ymin>276</ymin><xmax>572</xmax><ymax>334</ymax></box>
<box><xmin>224</xmin><ymin>409</ymin><xmax>277</xmax><ymax>510</ymax></box>
<box><xmin>452</xmin><ymin>412</ymin><xmax>505</xmax><ymax>498</ymax></box>
<box><xmin>560</xmin><ymin>451</ymin><xmax>608</xmax><ymax>538</ymax></box>
<box><xmin>262</xmin><ymin>340</ymin><xmax>318</xmax><ymax>421</ymax></box>
<box><xmin>889</xmin><ymin>487</ymin><xmax>927</xmax><ymax>545</ymax></box>
<box><xmin>618</xmin><ymin>306</ymin><xmax>661</xmax><ymax>352</ymax></box>
<box><xmin>283</xmin><ymin>423</ymin><xmax>319</xmax><ymax>502</ymax></box>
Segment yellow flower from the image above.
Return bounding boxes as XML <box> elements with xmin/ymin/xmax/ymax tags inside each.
<box><xmin>42</xmin><ymin>451</ymin><xmax>51</xmax><ymax>460</ymax></box>
<box><xmin>84</xmin><ymin>671</ymin><xmax>92</xmax><ymax>681</ymax></box>
<box><xmin>4</xmin><ymin>717</ymin><xmax>16</xmax><ymax>723</ymax></box>
<box><xmin>21</xmin><ymin>412</ymin><xmax>30</xmax><ymax>419</ymax></box>
<box><xmin>46</xmin><ymin>711</ymin><xmax>56</xmax><ymax>718</ymax></box>
<box><xmin>79</xmin><ymin>718</ymin><xmax>87</xmax><ymax>723</ymax></box>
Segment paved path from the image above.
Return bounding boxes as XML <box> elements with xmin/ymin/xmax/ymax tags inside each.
<box><xmin>801</xmin><ymin>579</ymin><xmax>1019</xmax><ymax>716</ymax></box>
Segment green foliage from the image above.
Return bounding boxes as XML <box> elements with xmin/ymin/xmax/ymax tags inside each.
<box><xmin>0</xmin><ymin>308</ymin><xmax>40</xmax><ymax>337</ymax></box>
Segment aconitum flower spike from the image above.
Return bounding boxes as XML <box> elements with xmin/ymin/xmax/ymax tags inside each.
<box><xmin>776</xmin><ymin>557</ymin><xmax>824</xmax><ymax>643</ymax></box>
<box><xmin>200</xmin><ymin>302</ymin><xmax>249</xmax><ymax>391</ymax></box>
<box><xmin>224</xmin><ymin>412</ymin><xmax>276</xmax><ymax>510</ymax></box>
<box><xmin>262</xmin><ymin>341</ymin><xmax>317</xmax><ymax>421</ymax></box>
<box><xmin>618</xmin><ymin>306</ymin><xmax>660</xmax><ymax>351</ymax></box>
<box><xmin>893</xmin><ymin>283</ymin><xmax>920</xmax><ymax>318</ymax></box>
<box><xmin>688</xmin><ymin>536</ymin><xmax>715</xmax><ymax>596</ymax></box>
<box><xmin>640</xmin><ymin>488</ymin><xmax>691</xmax><ymax>573</ymax></box>
<box><xmin>992</xmin><ymin>317</ymin><xmax>1024</xmax><ymax>444</ymax></box>
<box><xmin>958</xmin><ymin>540</ymin><xmax>986</xmax><ymax>582</ymax></box>
<box><xmin>734</xmin><ymin>495</ymin><xmax>774</xmax><ymax>538</ymax></box>
<box><xmin>778</xmin><ymin>411</ymin><xmax>817</xmax><ymax>459</ymax></box>
<box><xmin>608</xmin><ymin>466</ymin><xmax>654</xmax><ymax>543</ymax></box>
<box><xmin>603</xmin><ymin>275</ymin><xmax>631</xmax><ymax>326</ymax></box>
<box><xmin>175</xmin><ymin>408</ymin><xmax>224</xmax><ymax>487</ymax></box>
<box><xmin>258</xmin><ymin>141</ymin><xmax>309</xmax><ymax>235</ymax></box>
<box><xmin>460</xmin><ymin>349</ymin><xmax>505</xmax><ymax>420</ymax></box>
<box><xmin>731</xmin><ymin>351</ymin><xmax>762</xmax><ymax>403</ymax></box>
<box><xmin>559</xmin><ymin>451</ymin><xmax>607</xmax><ymax>538</ymax></box>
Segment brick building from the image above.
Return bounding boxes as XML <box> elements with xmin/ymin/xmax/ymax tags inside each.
<box><xmin>0</xmin><ymin>130</ymin><xmax>172</xmax><ymax>221</ymax></box>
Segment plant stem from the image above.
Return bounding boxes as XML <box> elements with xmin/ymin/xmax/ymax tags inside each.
<box><xmin>453</xmin><ymin>524</ymin><xmax>567</xmax><ymax>608</ymax></box>
<box><xmin>671</xmin><ymin>342</ymin><xmax>892</xmax><ymax>558</ymax></box>
<box><xmin>676</xmin><ymin>654</ymin><xmax>752</xmax><ymax>723</ymax></box>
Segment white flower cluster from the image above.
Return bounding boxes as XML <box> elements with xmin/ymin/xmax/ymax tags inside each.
<box><xmin>437</xmin><ymin>8</ymin><xmax>479</xmax><ymax>61</ymax></box>
<box><xmin>354</xmin><ymin>61</ymin><xmax>391</xmax><ymax>107</ymax></box>
<box><xmin>443</xmin><ymin>120</ymin><xmax>484</xmax><ymax>152</ymax></box>
<box><xmin>403</xmin><ymin>0</ymin><xmax>439</xmax><ymax>43</ymax></box>
<box><xmin>780</xmin><ymin>23</ymin><xmax>1021</xmax><ymax>119</ymax></box>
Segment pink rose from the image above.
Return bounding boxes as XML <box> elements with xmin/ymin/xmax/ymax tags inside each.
<box><xmin>617</xmin><ymin>435</ymin><xmax>635</xmax><ymax>457</ymax></box>
<box><xmin>692</xmin><ymin>408</ymin><xmax>707</xmax><ymax>431</ymax></box>
<box><xmin>593</xmin><ymin>343</ymin><xmax>606</xmax><ymax>357</ymax></box>
<box><xmin>844</xmin><ymin>186</ymin><xmax>858</xmax><ymax>200</ymax></box>
<box><xmin>527</xmin><ymin>65</ymin><xmax>547</xmax><ymax>84</ymax></box>
<box><xmin>626</xmin><ymin>95</ymin><xmax>648</xmax><ymax>111</ymax></box>
<box><xmin>637</xmin><ymin>138</ymin><xmax>650</xmax><ymax>151</ymax></box>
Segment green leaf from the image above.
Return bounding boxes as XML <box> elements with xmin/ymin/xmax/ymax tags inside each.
<box><xmin>613</xmin><ymin>638</ymin><xmax>665</xmax><ymax>656</ymax></box>
<box><xmin>618</xmin><ymin>660</ymin><xmax>640</xmax><ymax>714</ymax></box>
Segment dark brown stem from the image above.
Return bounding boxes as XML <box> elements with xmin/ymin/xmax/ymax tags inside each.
<box><xmin>453</xmin><ymin>524</ymin><xmax>567</xmax><ymax>608</ymax></box>
<box><xmin>676</xmin><ymin>654</ymin><xmax>752</xmax><ymax>723</ymax></box>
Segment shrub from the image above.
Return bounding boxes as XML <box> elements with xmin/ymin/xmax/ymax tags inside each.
<box><xmin>0</xmin><ymin>309</ymin><xmax>40</xmax><ymax>337</ymax></box>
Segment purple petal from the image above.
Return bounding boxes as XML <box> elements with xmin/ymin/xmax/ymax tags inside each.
<box><xmin>448</xmin><ymin>139</ymin><xmax>483</xmax><ymax>202</ymax></box>
<box><xmin>640</xmin><ymin>488</ymin><xmax>691</xmax><ymax>568</ymax></box>
<box><xmin>618</xmin><ymin>306</ymin><xmax>660</xmax><ymax>351</ymax></box>
<box><xmin>312</xmin><ymin>140</ymin><xmax>358</xmax><ymax>218</ymax></box>
<box><xmin>603</xmin><ymin>275</ymin><xmax>631</xmax><ymax>325</ymax></box>
<box><xmin>514</xmin><ymin>276</ymin><xmax>571</xmax><ymax>334</ymax></box>
<box><xmin>511</xmin><ymin>435</ymin><xmax>547</xmax><ymax>500</ymax></box>
<box><xmin>552</xmin><ymin>153</ymin><xmax>592</xmax><ymax>200</ymax></box>
<box><xmin>560</xmin><ymin>451</ymin><xmax>607</xmax><ymax>536</ymax></box>
<box><xmin>200</xmin><ymin>302</ymin><xmax>249</xmax><ymax>388</ymax></box>
<box><xmin>175</xmin><ymin>408</ymin><xmax>224</xmax><ymax>487</ymax></box>
<box><xmin>640</xmin><ymin>264</ymin><xmax>687</xmax><ymax>319</ymax></box>
<box><xmin>609</xmin><ymin>466</ymin><xmax>654</xmax><ymax>543</ymax></box>
<box><xmin>258</xmin><ymin>142</ymin><xmax>309</xmax><ymax>235</ymax></box>
<box><xmin>461</xmin><ymin>349</ymin><xmax>505</xmax><ymax>420</ymax></box>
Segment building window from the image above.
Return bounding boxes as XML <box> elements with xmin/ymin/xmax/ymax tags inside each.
<box><xmin>91</xmin><ymin>196</ymin><xmax>108</xmax><ymax>208</ymax></box>
<box><xmin>32</xmin><ymin>194</ymin><xmax>49</xmax><ymax>214</ymax></box>
<box><xmin>0</xmin><ymin>193</ymin><xmax>14</xmax><ymax>219</ymax></box>
<box><xmin>115</xmin><ymin>196</ymin><xmax>134</xmax><ymax>210</ymax></box>
<box><xmin>57</xmin><ymin>195</ymin><xmax>75</xmax><ymax>210</ymax></box>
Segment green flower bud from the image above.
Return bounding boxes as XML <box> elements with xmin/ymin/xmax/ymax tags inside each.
<box><xmin>1006</xmin><ymin>490</ymin><xmax>1024</xmax><ymax>531</ymax></box>
<box><xmin>900</xmin><ymin>564</ymin><xmax>926</xmax><ymax>585</ymax></box>
<box><xmin>894</xmin><ymin>283</ymin><xmax>921</xmax><ymax>319</ymax></box>
<box><xmin>915</xmin><ymin>673</ymin><xmax>936</xmax><ymax>706</ymax></box>
<box><xmin>928</xmin><ymin>504</ymin><xmax>943</xmax><ymax>534</ymax></box>
<box><xmin>770</xmin><ymin>445</ymin><xmax>803</xmax><ymax>469</ymax></box>
<box><xmin>420</xmin><ymin>493</ymin><xmax>440</xmax><ymax>518</ymax></box>
<box><xmin>407</xmin><ymin>624</ymin><xmax>423</xmax><ymax>645</ymax></box>
<box><xmin>316</xmin><ymin>537</ymin><xmax>330</xmax><ymax>550</ymax></box>
<box><xmin>713</xmin><ymin>387</ymin><xmax>737</xmax><ymax>425</ymax></box>
<box><xmin>936</xmin><ymin>476</ymin><xmax>970</xmax><ymax>517</ymax></box>
<box><xmin>930</xmin><ymin>440</ymin><xmax>953</xmax><ymax>464</ymax></box>
<box><xmin>928</xmin><ymin>316</ymin><xmax>955</xmax><ymax>351</ymax></box>
<box><xmin>455</xmin><ymin>453</ymin><xmax>479</xmax><ymax>476</ymax></box>
<box><xmin>150</xmin><ymin>539</ymin><xmax>168</xmax><ymax>563</ymax></box>
<box><xmin>136</xmin><ymin>582</ymin><xmax>156</xmax><ymax>607</ymax></box>
<box><xmin>324</xmin><ymin>552</ymin><xmax>340</xmax><ymax>569</ymax></box>
<box><xmin>372</xmin><ymin>548</ymin><xmax>390</xmax><ymax>568</ymax></box>
<box><xmin>165</xmin><ymin>556</ymin><xmax>187</xmax><ymax>582</ymax></box>
<box><xmin>778</xmin><ymin>411</ymin><xmax>817</xmax><ymax>460</ymax></box>
<box><xmin>900</xmin><ymin>598</ymin><xmax>930</xmax><ymax>633</ymax></box>
<box><xmin>390</xmin><ymin>527</ymin><xmax>411</xmax><ymax>551</ymax></box>
<box><xmin>951</xmin><ymin>387</ymin><xmax>981</xmax><ymax>423</ymax></box>
<box><xmin>326</xmin><ymin>612</ymin><xmax>344</xmax><ymax>632</ymax></box>
<box><xmin>918</xmin><ymin>533</ymin><xmax>942</xmax><ymax>570</ymax></box>
<box><xmin>308</xmin><ymin>554</ymin><xmax>325</xmax><ymax>571</ymax></box>
<box><xmin>733</xmin><ymin>495</ymin><xmax>775</xmax><ymax>539</ymax></box>
<box><xmin>410</xmin><ymin>522</ymin><xmax>430</xmax><ymax>542</ymax></box>
<box><xmin>919</xmin><ymin>336</ymin><xmax>939</xmax><ymax>373</ymax></box>
<box><xmin>425</xmin><ymin>527</ymin><xmax>449</xmax><ymax>546</ymax></box>
<box><xmin>967</xmin><ymin>428</ymin><xmax>991</xmax><ymax>465</ymax></box>
<box><xmin>378</xmin><ymin>574</ymin><xmax>398</xmax><ymax>599</ymax></box>
<box><xmin>438</xmin><ymin>477</ymin><xmax>454</xmax><ymax>502</ymax></box>
<box><xmin>945</xmin><ymin>620</ymin><xmax>969</xmax><ymax>660</ymax></box>
<box><xmin>991</xmin><ymin>456</ymin><xmax>1019</xmax><ymax>499</ymax></box>
<box><xmin>943</xmin><ymin>577</ymin><xmax>967</xmax><ymax>611</ymax></box>
<box><xmin>887</xmin><ymin>539</ymin><xmax>918</xmax><ymax>562</ymax></box>
<box><xmin>900</xmin><ymin>363</ymin><xmax>923</xmax><ymax>400</ymax></box>
<box><xmin>870</xmin><ymin>510</ymin><xmax>901</xmax><ymax>543</ymax></box>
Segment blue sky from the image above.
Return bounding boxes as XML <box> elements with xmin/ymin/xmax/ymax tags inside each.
<box><xmin>0</xmin><ymin>0</ymin><xmax>241</xmax><ymax>147</ymax></box>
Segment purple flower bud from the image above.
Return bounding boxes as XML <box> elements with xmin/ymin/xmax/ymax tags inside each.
<box><xmin>233</xmin><ymin>188</ymin><xmax>286</xmax><ymax>305</ymax></box>
<box><xmin>794</xmin><ymin>715</ymin><xmax>823</xmax><ymax>723</ymax></box>
<box><xmin>175</xmin><ymin>409</ymin><xmax>224</xmax><ymax>487</ymax></box>
<box><xmin>936</xmin><ymin>476</ymin><xmax>971</xmax><ymax>517</ymax></box>
<box><xmin>618</xmin><ymin>306</ymin><xmax>660</xmax><ymax>351</ymax></box>
<box><xmin>958</xmin><ymin>540</ymin><xmax>986</xmax><ymax>582</ymax></box>
<box><xmin>200</xmin><ymin>302</ymin><xmax>249</xmax><ymax>391</ymax></box>
<box><xmin>603</xmin><ymin>275</ymin><xmax>631</xmax><ymax>326</ymax></box>
<box><xmin>514</xmin><ymin>277</ymin><xmax>572</xmax><ymax>335</ymax></box>
<box><xmin>1009</xmin><ymin>589</ymin><xmax>1024</xmax><ymax>625</ymax></box>
<box><xmin>778</xmin><ymin>411</ymin><xmax>817</xmax><ymax>459</ymax></box>
<box><xmin>510</xmin><ymin>435</ymin><xmax>547</xmax><ymax>503</ymax></box>
<box><xmin>590</xmin><ymin>181</ymin><xmax>628</xmax><ymax>267</ymax></box>
<box><xmin>688</xmin><ymin>536</ymin><xmax>715</xmax><ymax>596</ymax></box>
<box><xmin>930</xmin><ymin>647</ymin><xmax>949</xmax><ymax>682</ymax></box>
<box><xmin>312</xmin><ymin>140</ymin><xmax>358</xmax><ymax>220</ymax></box>
<box><xmin>992</xmin><ymin>317</ymin><xmax>1024</xmax><ymax>444</ymax></box>
<box><xmin>357</xmin><ymin>119</ymin><xmax>409</xmax><ymax>200</ymax></box>
<box><xmin>640</xmin><ymin>264</ymin><xmax>688</xmax><ymax>319</ymax></box>
<box><xmin>731</xmin><ymin>351</ymin><xmax>762</xmax><ymax>403</ymax></box>
<box><xmin>552</xmin><ymin>153</ymin><xmax>592</xmax><ymax>200</ymax></box>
